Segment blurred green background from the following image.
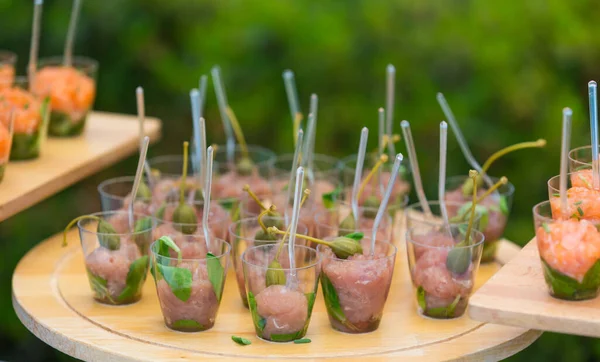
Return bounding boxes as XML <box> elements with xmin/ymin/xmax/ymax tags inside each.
<box><xmin>1</xmin><ymin>0</ymin><xmax>599</xmax><ymax>360</ymax></box>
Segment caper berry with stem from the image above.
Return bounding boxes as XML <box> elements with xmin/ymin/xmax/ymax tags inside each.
<box><xmin>171</xmin><ymin>141</ymin><xmax>198</xmax><ymax>234</ymax></box>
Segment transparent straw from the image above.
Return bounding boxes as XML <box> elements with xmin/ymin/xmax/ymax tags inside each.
<box><xmin>285</xmin><ymin>130</ymin><xmax>304</xmax><ymax>224</ymax></box>
<box><xmin>378</xmin><ymin>107</ymin><xmax>385</xmax><ymax>194</ymax></box>
<box><xmin>28</xmin><ymin>0</ymin><xmax>44</xmax><ymax>84</ymax></box>
<box><xmin>202</xmin><ymin>146</ymin><xmax>214</xmax><ymax>248</ymax></box>
<box><xmin>560</xmin><ymin>108</ymin><xmax>572</xmax><ymax>217</ymax></box>
<box><xmin>283</xmin><ymin>69</ymin><xmax>301</xmax><ymax>124</ymax></box>
<box><xmin>351</xmin><ymin>127</ymin><xmax>369</xmax><ymax>222</ymax></box>
<box><xmin>288</xmin><ymin>166</ymin><xmax>304</xmax><ymax>280</ymax></box>
<box><xmin>198</xmin><ymin>75</ymin><xmax>208</xmax><ymax>117</ymax></box>
<box><xmin>211</xmin><ymin>66</ymin><xmax>235</xmax><ymax>163</ymax></box>
<box><xmin>136</xmin><ymin>87</ymin><xmax>153</xmax><ymax>188</ymax></box>
<box><xmin>438</xmin><ymin>121</ymin><xmax>450</xmax><ymax>228</ymax></box>
<box><xmin>129</xmin><ymin>136</ymin><xmax>150</xmax><ymax>230</ymax></box>
<box><xmin>400</xmin><ymin>120</ymin><xmax>431</xmax><ymax>215</ymax></box>
<box><xmin>63</xmin><ymin>0</ymin><xmax>82</xmax><ymax>67</ymax></box>
<box><xmin>385</xmin><ymin>64</ymin><xmax>396</xmax><ymax>157</ymax></box>
<box><xmin>371</xmin><ymin>153</ymin><xmax>403</xmax><ymax>255</ymax></box>
<box><xmin>436</xmin><ymin>92</ymin><xmax>493</xmax><ymax>188</ymax></box>
<box><xmin>190</xmin><ymin>88</ymin><xmax>202</xmax><ymax>179</ymax></box>
<box><xmin>589</xmin><ymin>81</ymin><xmax>599</xmax><ymax>189</ymax></box>
<box><xmin>307</xmin><ymin>94</ymin><xmax>318</xmax><ymax>174</ymax></box>
<box><xmin>302</xmin><ymin>113</ymin><xmax>316</xmax><ymax>184</ymax></box>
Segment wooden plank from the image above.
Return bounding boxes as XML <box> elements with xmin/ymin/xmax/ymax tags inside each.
<box><xmin>469</xmin><ymin>239</ymin><xmax>600</xmax><ymax>338</ymax></box>
<box><xmin>13</xmin><ymin>227</ymin><xmax>540</xmax><ymax>361</ymax></box>
<box><xmin>0</xmin><ymin>112</ymin><xmax>161</xmax><ymax>221</ymax></box>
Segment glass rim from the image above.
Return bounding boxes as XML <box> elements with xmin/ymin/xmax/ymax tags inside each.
<box><xmin>547</xmin><ymin>173</ymin><xmax>579</xmax><ymax>193</ymax></box>
<box><xmin>241</xmin><ymin>243</ymin><xmax>319</xmax><ymax>271</ymax></box>
<box><xmin>269</xmin><ymin>152</ymin><xmax>341</xmax><ymax>168</ymax></box>
<box><xmin>532</xmin><ymin>200</ymin><xmax>554</xmax><ymax>224</ymax></box>
<box><xmin>406</xmin><ymin>199</ymin><xmax>478</xmax><ymax>212</ymax></box>
<box><xmin>341</xmin><ymin>187</ymin><xmax>410</xmax><ymax>208</ymax></box>
<box><xmin>147</xmin><ymin>154</ymin><xmax>200</xmax><ymax>178</ymax></box>
<box><xmin>228</xmin><ymin>216</ymin><xmax>308</xmax><ymax>241</ymax></box>
<box><xmin>150</xmin><ymin>236</ymin><xmax>231</xmax><ymax>262</ymax></box>
<box><xmin>445</xmin><ymin>174</ymin><xmax>515</xmax><ymax>196</ymax></box>
<box><xmin>151</xmin><ymin>201</ymin><xmax>230</xmax><ymax>227</ymax></box>
<box><xmin>317</xmin><ymin>238</ymin><xmax>397</xmax><ymax>262</ymax></box>
<box><xmin>97</xmin><ymin>176</ymin><xmax>152</xmax><ymax>202</ymax></box>
<box><xmin>340</xmin><ymin>153</ymin><xmax>412</xmax><ymax>170</ymax></box>
<box><xmin>38</xmin><ymin>55</ymin><xmax>99</xmax><ymax>71</ymax></box>
<box><xmin>405</xmin><ymin>226</ymin><xmax>485</xmax><ymax>249</ymax></box>
<box><xmin>0</xmin><ymin>50</ymin><xmax>17</xmax><ymax>63</ymax></box>
<box><xmin>568</xmin><ymin>145</ymin><xmax>594</xmax><ymax>168</ymax></box>
<box><xmin>77</xmin><ymin>211</ymin><xmax>154</xmax><ymax>237</ymax></box>
<box><xmin>314</xmin><ymin>205</ymin><xmax>393</xmax><ymax>230</ymax></box>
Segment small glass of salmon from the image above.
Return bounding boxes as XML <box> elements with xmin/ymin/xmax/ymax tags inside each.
<box><xmin>77</xmin><ymin>211</ymin><xmax>155</xmax><ymax>305</ymax></box>
<box><xmin>406</xmin><ymin>223</ymin><xmax>485</xmax><ymax>319</ymax></box>
<box><xmin>150</xmin><ymin>235</ymin><xmax>231</xmax><ymax>332</ymax></box>
<box><xmin>533</xmin><ymin>200</ymin><xmax>600</xmax><ymax>300</ymax></box>
<box><xmin>32</xmin><ymin>56</ymin><xmax>97</xmax><ymax>137</ymax></box>
<box><xmin>0</xmin><ymin>121</ymin><xmax>14</xmax><ymax>182</ymax></box>
<box><xmin>242</xmin><ymin>243</ymin><xmax>319</xmax><ymax>342</ymax></box>
<box><xmin>547</xmin><ymin>174</ymin><xmax>600</xmax><ymax>222</ymax></box>
<box><xmin>0</xmin><ymin>51</ymin><xmax>16</xmax><ymax>91</ymax></box>
<box><xmin>0</xmin><ymin>76</ymin><xmax>49</xmax><ymax>160</ymax></box>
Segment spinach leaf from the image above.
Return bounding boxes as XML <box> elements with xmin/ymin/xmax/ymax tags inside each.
<box><xmin>321</xmin><ymin>273</ymin><xmax>358</xmax><ymax>331</ymax></box>
<box><xmin>541</xmin><ymin>259</ymin><xmax>600</xmax><ymax>300</ymax></box>
<box><xmin>418</xmin><ymin>287</ymin><xmax>460</xmax><ymax>318</ymax></box>
<box><xmin>207</xmin><ymin>252</ymin><xmax>225</xmax><ymax>301</ymax></box>
<box><xmin>219</xmin><ymin>198</ymin><xmax>236</xmax><ymax>211</ymax></box>
<box><xmin>305</xmin><ymin>292</ymin><xmax>316</xmax><ymax>319</ymax></box>
<box><xmin>322</xmin><ymin>186</ymin><xmax>343</xmax><ymax>209</ymax></box>
<box><xmin>294</xmin><ymin>338</ymin><xmax>311</xmax><ymax>344</ymax></box>
<box><xmin>86</xmin><ymin>268</ymin><xmax>115</xmax><ymax>304</ymax></box>
<box><xmin>157</xmin><ymin>264</ymin><xmax>193</xmax><ymax>302</ymax></box>
<box><xmin>231</xmin><ymin>336</ymin><xmax>251</xmax><ymax>345</ymax></box>
<box><xmin>270</xmin><ymin>331</ymin><xmax>303</xmax><ymax>342</ymax></box>
<box><xmin>416</xmin><ymin>286</ymin><xmax>427</xmax><ymax>311</ymax></box>
<box><xmin>172</xmin><ymin>319</ymin><xmax>204</xmax><ymax>329</ymax></box>
<box><xmin>343</xmin><ymin>232</ymin><xmax>364</xmax><ymax>241</ymax></box>
<box><xmin>247</xmin><ymin>291</ymin><xmax>266</xmax><ymax>334</ymax></box>
<box><xmin>117</xmin><ymin>255</ymin><xmax>149</xmax><ymax>302</ymax></box>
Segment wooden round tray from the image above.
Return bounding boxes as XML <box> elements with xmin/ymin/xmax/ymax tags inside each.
<box><xmin>12</xmin><ymin>226</ymin><xmax>540</xmax><ymax>362</ymax></box>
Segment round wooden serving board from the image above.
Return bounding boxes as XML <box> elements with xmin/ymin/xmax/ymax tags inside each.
<box><xmin>13</xmin><ymin>226</ymin><xmax>540</xmax><ymax>361</ymax></box>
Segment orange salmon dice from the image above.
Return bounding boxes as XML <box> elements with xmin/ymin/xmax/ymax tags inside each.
<box><xmin>0</xmin><ymin>122</ymin><xmax>10</xmax><ymax>160</ymax></box>
<box><xmin>550</xmin><ymin>187</ymin><xmax>600</xmax><ymax>223</ymax></box>
<box><xmin>571</xmin><ymin>170</ymin><xmax>593</xmax><ymax>189</ymax></box>
<box><xmin>537</xmin><ymin>219</ymin><xmax>600</xmax><ymax>282</ymax></box>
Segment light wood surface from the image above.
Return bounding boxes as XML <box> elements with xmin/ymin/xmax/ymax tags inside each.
<box><xmin>13</xmin><ymin>224</ymin><xmax>540</xmax><ymax>362</ymax></box>
<box><xmin>0</xmin><ymin>111</ymin><xmax>161</xmax><ymax>222</ymax></box>
<box><xmin>469</xmin><ymin>238</ymin><xmax>600</xmax><ymax>338</ymax></box>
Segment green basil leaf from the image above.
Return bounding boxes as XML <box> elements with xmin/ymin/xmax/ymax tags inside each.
<box><xmin>207</xmin><ymin>252</ymin><xmax>225</xmax><ymax>302</ymax></box>
<box><xmin>321</xmin><ymin>273</ymin><xmax>358</xmax><ymax>331</ymax></box>
<box><xmin>270</xmin><ymin>331</ymin><xmax>303</xmax><ymax>342</ymax></box>
<box><xmin>499</xmin><ymin>196</ymin><xmax>509</xmax><ymax>216</ymax></box>
<box><xmin>305</xmin><ymin>292</ymin><xmax>316</xmax><ymax>319</ymax></box>
<box><xmin>219</xmin><ymin>198</ymin><xmax>236</xmax><ymax>211</ymax></box>
<box><xmin>419</xmin><ymin>287</ymin><xmax>460</xmax><ymax>318</ymax></box>
<box><xmin>172</xmin><ymin>319</ymin><xmax>204</xmax><ymax>329</ymax></box>
<box><xmin>582</xmin><ymin>259</ymin><xmax>600</xmax><ymax>289</ymax></box>
<box><xmin>322</xmin><ymin>186</ymin><xmax>343</xmax><ymax>209</ymax></box>
<box><xmin>156</xmin><ymin>236</ymin><xmax>181</xmax><ymax>259</ymax></box>
<box><xmin>343</xmin><ymin>232</ymin><xmax>364</xmax><ymax>241</ymax></box>
<box><xmin>157</xmin><ymin>264</ymin><xmax>192</xmax><ymax>302</ymax></box>
<box><xmin>416</xmin><ymin>286</ymin><xmax>427</xmax><ymax>311</ymax></box>
<box><xmin>294</xmin><ymin>338</ymin><xmax>311</xmax><ymax>344</ymax></box>
<box><xmin>86</xmin><ymin>268</ymin><xmax>115</xmax><ymax>303</ymax></box>
<box><xmin>117</xmin><ymin>255</ymin><xmax>149</xmax><ymax>302</ymax></box>
<box><xmin>247</xmin><ymin>291</ymin><xmax>266</xmax><ymax>334</ymax></box>
<box><xmin>446</xmin><ymin>295</ymin><xmax>461</xmax><ymax>318</ymax></box>
<box><xmin>541</xmin><ymin>259</ymin><xmax>600</xmax><ymax>300</ymax></box>
<box><xmin>231</xmin><ymin>336</ymin><xmax>251</xmax><ymax>345</ymax></box>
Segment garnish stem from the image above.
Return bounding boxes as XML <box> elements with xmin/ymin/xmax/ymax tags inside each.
<box><xmin>274</xmin><ymin>189</ymin><xmax>310</xmax><ymax>260</ymax></box>
<box><xmin>257</xmin><ymin>207</ymin><xmax>271</xmax><ymax>233</ymax></box>
<box><xmin>63</xmin><ymin>215</ymin><xmax>100</xmax><ymax>247</ymax></box>
<box><xmin>464</xmin><ymin>170</ymin><xmax>479</xmax><ymax>246</ymax></box>
<box><xmin>269</xmin><ymin>226</ymin><xmax>331</xmax><ymax>248</ymax></box>
<box><xmin>475</xmin><ymin>177</ymin><xmax>508</xmax><ymax>204</ymax></box>
<box><xmin>180</xmin><ymin>142</ymin><xmax>189</xmax><ymax>205</ymax></box>
<box><xmin>481</xmin><ymin>139</ymin><xmax>546</xmax><ymax>177</ymax></box>
<box><xmin>357</xmin><ymin>154</ymin><xmax>388</xmax><ymax>205</ymax></box>
<box><xmin>225</xmin><ymin>106</ymin><xmax>249</xmax><ymax>158</ymax></box>
<box><xmin>243</xmin><ymin>184</ymin><xmax>266</xmax><ymax>211</ymax></box>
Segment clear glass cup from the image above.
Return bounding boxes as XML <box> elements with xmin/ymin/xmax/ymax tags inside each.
<box><xmin>151</xmin><ymin>200</ymin><xmax>231</xmax><ymax>243</ymax></box>
<box><xmin>547</xmin><ymin>173</ymin><xmax>599</xmax><ymax>222</ymax></box>
<box><xmin>150</xmin><ymin>235</ymin><xmax>231</xmax><ymax>331</ymax></box>
<box><xmin>406</xmin><ymin>224</ymin><xmax>484</xmax><ymax>319</ymax></box>
<box><xmin>32</xmin><ymin>56</ymin><xmax>98</xmax><ymax>137</ymax></box>
<box><xmin>77</xmin><ymin>210</ymin><xmax>155</xmax><ymax>305</ymax></box>
<box><xmin>533</xmin><ymin>200</ymin><xmax>600</xmax><ymax>300</ymax></box>
<box><xmin>343</xmin><ymin>186</ymin><xmax>409</xmax><ymax>219</ymax></box>
<box><xmin>0</xmin><ymin>120</ymin><xmax>13</xmax><ymax>182</ymax></box>
<box><xmin>97</xmin><ymin>176</ymin><xmax>153</xmax><ymax>213</ymax></box>
<box><xmin>313</xmin><ymin>204</ymin><xmax>393</xmax><ymax>243</ymax></box>
<box><xmin>229</xmin><ymin>217</ymin><xmax>308</xmax><ymax>308</ymax></box>
<box><xmin>0</xmin><ymin>50</ymin><xmax>16</xmax><ymax>90</ymax></box>
<box><xmin>405</xmin><ymin>200</ymin><xmax>483</xmax><ymax>232</ymax></box>
<box><xmin>568</xmin><ymin>145</ymin><xmax>596</xmax><ymax>173</ymax></box>
<box><xmin>445</xmin><ymin>175</ymin><xmax>514</xmax><ymax>263</ymax></box>
<box><xmin>267</xmin><ymin>152</ymin><xmax>342</xmax><ymax>180</ymax></box>
<box><xmin>241</xmin><ymin>243</ymin><xmax>319</xmax><ymax>342</ymax></box>
<box><xmin>317</xmin><ymin>238</ymin><xmax>396</xmax><ymax>333</ymax></box>
<box><xmin>0</xmin><ymin>76</ymin><xmax>50</xmax><ymax>160</ymax></box>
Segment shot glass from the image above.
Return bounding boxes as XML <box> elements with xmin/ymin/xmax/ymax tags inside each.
<box><xmin>405</xmin><ymin>200</ymin><xmax>483</xmax><ymax>232</ymax></box>
<box><xmin>0</xmin><ymin>76</ymin><xmax>50</xmax><ymax>160</ymax></box>
<box><xmin>146</xmin><ymin>155</ymin><xmax>204</xmax><ymax>206</ymax></box>
<box><xmin>242</xmin><ymin>243</ymin><xmax>319</xmax><ymax>342</ymax></box>
<box><xmin>32</xmin><ymin>56</ymin><xmax>98</xmax><ymax>137</ymax></box>
<box><xmin>533</xmin><ymin>200</ymin><xmax>600</xmax><ymax>300</ymax></box>
<box><xmin>151</xmin><ymin>235</ymin><xmax>231</xmax><ymax>331</ymax></box>
<box><xmin>318</xmin><ymin>238</ymin><xmax>396</xmax><ymax>333</ymax></box>
<box><xmin>98</xmin><ymin>176</ymin><xmax>154</xmax><ymax>214</ymax></box>
<box><xmin>445</xmin><ymin>175</ymin><xmax>514</xmax><ymax>263</ymax></box>
<box><xmin>151</xmin><ymin>200</ymin><xmax>231</xmax><ymax>243</ymax></box>
<box><xmin>77</xmin><ymin>211</ymin><xmax>154</xmax><ymax>305</ymax></box>
<box><xmin>314</xmin><ymin>204</ymin><xmax>393</xmax><ymax>244</ymax></box>
<box><xmin>568</xmin><ymin>145</ymin><xmax>595</xmax><ymax>173</ymax></box>
<box><xmin>0</xmin><ymin>50</ymin><xmax>16</xmax><ymax>90</ymax></box>
<box><xmin>406</xmin><ymin>224</ymin><xmax>484</xmax><ymax>319</ymax></box>
<box><xmin>229</xmin><ymin>217</ymin><xmax>308</xmax><ymax>308</ymax></box>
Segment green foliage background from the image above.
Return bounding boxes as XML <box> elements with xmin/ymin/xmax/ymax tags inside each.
<box><xmin>1</xmin><ymin>0</ymin><xmax>599</xmax><ymax>360</ymax></box>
